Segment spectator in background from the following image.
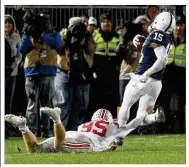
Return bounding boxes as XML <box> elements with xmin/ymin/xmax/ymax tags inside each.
<box><xmin>87</xmin><ymin>13</ymin><xmax>122</xmax><ymax>119</ymax></box>
<box><xmin>53</xmin><ymin>28</ymin><xmax>70</xmax><ymax>128</ymax></box>
<box><xmin>133</xmin><ymin>15</ymin><xmax>150</xmax><ymax>36</ymax></box>
<box><xmin>18</xmin><ymin>10</ymin><xmax>62</xmax><ymax>137</ymax></box>
<box><xmin>133</xmin><ymin>6</ymin><xmax>159</xmax><ymax>38</ymax></box>
<box><xmin>146</xmin><ymin>5</ymin><xmax>159</xmax><ymax>21</ymax></box>
<box><xmin>116</xmin><ymin>25</ymin><xmax>125</xmax><ymax>35</ymax></box>
<box><xmin>87</xmin><ymin>17</ymin><xmax>97</xmax><ymax>33</ymax></box>
<box><xmin>81</xmin><ymin>14</ymin><xmax>89</xmax><ymax>27</ymax></box>
<box><xmin>5</xmin><ymin>38</ymin><xmax>12</xmax><ymax>78</ymax></box>
<box><xmin>10</xmin><ymin>6</ymin><xmax>27</xmax><ymax>130</ymax></box>
<box><xmin>85</xmin><ymin>16</ymin><xmax>96</xmax><ymax>70</ymax></box>
<box><xmin>157</xmin><ymin>14</ymin><xmax>186</xmax><ymax>133</ymax></box>
<box><xmin>55</xmin><ymin>17</ymin><xmax>95</xmax><ymax>130</ymax></box>
<box><xmin>5</xmin><ymin>14</ymin><xmax>22</xmax><ymax>138</ymax></box>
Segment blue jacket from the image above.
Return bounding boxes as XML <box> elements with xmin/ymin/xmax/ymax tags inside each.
<box><xmin>18</xmin><ymin>29</ymin><xmax>62</xmax><ymax>77</ymax></box>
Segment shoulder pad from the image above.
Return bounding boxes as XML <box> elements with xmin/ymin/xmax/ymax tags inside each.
<box><xmin>148</xmin><ymin>30</ymin><xmax>166</xmax><ymax>45</ymax></box>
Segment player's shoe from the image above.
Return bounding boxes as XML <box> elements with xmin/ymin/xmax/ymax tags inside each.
<box><xmin>116</xmin><ymin>137</ymin><xmax>124</xmax><ymax>146</ymax></box>
<box><xmin>5</xmin><ymin>114</ymin><xmax>26</xmax><ymax>128</ymax></box>
<box><xmin>155</xmin><ymin>106</ymin><xmax>165</xmax><ymax>123</ymax></box>
<box><xmin>40</xmin><ymin>107</ymin><xmax>61</xmax><ymax>121</ymax></box>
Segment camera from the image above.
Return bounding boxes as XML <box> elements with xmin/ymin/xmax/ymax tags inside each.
<box><xmin>122</xmin><ymin>21</ymin><xmax>143</xmax><ymax>44</ymax></box>
<box><xmin>22</xmin><ymin>10</ymin><xmax>48</xmax><ymax>37</ymax></box>
<box><xmin>66</xmin><ymin>22</ymin><xmax>87</xmax><ymax>47</ymax></box>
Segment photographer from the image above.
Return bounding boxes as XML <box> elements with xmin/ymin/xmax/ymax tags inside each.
<box><xmin>54</xmin><ymin>17</ymin><xmax>95</xmax><ymax>131</ymax></box>
<box><xmin>18</xmin><ymin>10</ymin><xmax>62</xmax><ymax>137</ymax></box>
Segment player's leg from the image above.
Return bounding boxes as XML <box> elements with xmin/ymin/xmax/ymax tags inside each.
<box><xmin>137</xmin><ymin>97</ymin><xmax>165</xmax><ymax>126</ymax></box>
<box><xmin>5</xmin><ymin>114</ymin><xmax>37</xmax><ymax>153</ymax></box>
<box><xmin>137</xmin><ymin>80</ymin><xmax>165</xmax><ymax>126</ymax></box>
<box><xmin>22</xmin><ymin>131</ymin><xmax>37</xmax><ymax>153</ymax></box>
<box><xmin>36</xmin><ymin>137</ymin><xmax>55</xmax><ymax>152</ymax></box>
<box><xmin>64</xmin><ymin>131</ymin><xmax>117</xmax><ymax>152</ymax></box>
<box><xmin>40</xmin><ymin>107</ymin><xmax>65</xmax><ymax>149</ymax></box>
<box><xmin>63</xmin><ymin>131</ymin><xmax>93</xmax><ymax>152</ymax></box>
<box><xmin>136</xmin><ymin>95</ymin><xmax>156</xmax><ymax>125</ymax></box>
<box><xmin>118</xmin><ymin>79</ymin><xmax>142</xmax><ymax>127</ymax></box>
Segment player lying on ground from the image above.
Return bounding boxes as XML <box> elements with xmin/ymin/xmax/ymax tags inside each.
<box><xmin>5</xmin><ymin>106</ymin><xmax>163</xmax><ymax>153</ymax></box>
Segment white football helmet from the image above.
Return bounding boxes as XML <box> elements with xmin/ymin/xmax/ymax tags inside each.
<box><xmin>91</xmin><ymin>109</ymin><xmax>113</xmax><ymax>121</ymax></box>
<box><xmin>151</xmin><ymin>12</ymin><xmax>176</xmax><ymax>34</ymax></box>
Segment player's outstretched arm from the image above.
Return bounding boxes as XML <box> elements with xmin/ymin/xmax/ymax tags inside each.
<box><xmin>116</xmin><ymin>106</ymin><xmax>152</xmax><ymax>137</ymax></box>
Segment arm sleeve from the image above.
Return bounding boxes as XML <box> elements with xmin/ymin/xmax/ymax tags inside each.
<box><xmin>18</xmin><ymin>35</ymin><xmax>33</xmax><ymax>54</ymax></box>
<box><xmin>147</xmin><ymin>45</ymin><xmax>168</xmax><ymax>75</ymax></box>
<box><xmin>41</xmin><ymin>31</ymin><xmax>62</xmax><ymax>51</ymax></box>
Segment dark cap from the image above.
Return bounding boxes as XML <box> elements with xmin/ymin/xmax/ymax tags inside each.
<box><xmin>100</xmin><ymin>13</ymin><xmax>112</xmax><ymax>23</ymax></box>
<box><xmin>176</xmin><ymin>14</ymin><xmax>186</xmax><ymax>24</ymax></box>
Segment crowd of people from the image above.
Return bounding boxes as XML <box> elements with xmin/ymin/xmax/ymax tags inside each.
<box><xmin>5</xmin><ymin>5</ymin><xmax>186</xmax><ymax>140</ymax></box>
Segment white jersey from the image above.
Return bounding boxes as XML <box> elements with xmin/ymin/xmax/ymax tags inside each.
<box><xmin>76</xmin><ymin>120</ymin><xmax>119</xmax><ymax>149</ymax></box>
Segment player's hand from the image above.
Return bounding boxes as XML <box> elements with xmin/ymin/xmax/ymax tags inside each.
<box><xmin>139</xmin><ymin>70</ymin><xmax>150</xmax><ymax>83</ymax></box>
<box><xmin>132</xmin><ymin>34</ymin><xmax>145</xmax><ymax>48</ymax></box>
<box><xmin>145</xmin><ymin>106</ymin><xmax>153</xmax><ymax>114</ymax></box>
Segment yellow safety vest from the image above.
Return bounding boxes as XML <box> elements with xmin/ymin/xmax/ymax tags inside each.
<box><xmin>168</xmin><ymin>43</ymin><xmax>186</xmax><ymax>67</ymax></box>
<box><xmin>93</xmin><ymin>29</ymin><xmax>122</xmax><ymax>56</ymax></box>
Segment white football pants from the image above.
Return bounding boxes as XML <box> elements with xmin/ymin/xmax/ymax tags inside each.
<box><xmin>118</xmin><ymin>74</ymin><xmax>162</xmax><ymax>127</ymax></box>
<box><xmin>36</xmin><ymin>131</ymin><xmax>110</xmax><ymax>152</ymax></box>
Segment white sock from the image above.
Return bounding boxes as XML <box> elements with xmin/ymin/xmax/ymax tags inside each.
<box><xmin>140</xmin><ymin>113</ymin><xmax>156</xmax><ymax>126</ymax></box>
<box><xmin>53</xmin><ymin>117</ymin><xmax>62</xmax><ymax>125</ymax></box>
<box><xmin>19</xmin><ymin>125</ymin><xmax>30</xmax><ymax>134</ymax></box>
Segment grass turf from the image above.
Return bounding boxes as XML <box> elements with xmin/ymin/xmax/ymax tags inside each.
<box><xmin>4</xmin><ymin>134</ymin><xmax>186</xmax><ymax>164</ymax></box>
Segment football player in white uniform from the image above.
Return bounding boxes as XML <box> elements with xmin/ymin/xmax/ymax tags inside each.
<box><xmin>118</xmin><ymin>12</ymin><xmax>176</xmax><ymax>128</ymax></box>
<box><xmin>5</xmin><ymin>106</ymin><xmax>155</xmax><ymax>153</ymax></box>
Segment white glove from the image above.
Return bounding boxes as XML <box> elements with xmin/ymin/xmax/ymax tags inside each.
<box><xmin>132</xmin><ymin>34</ymin><xmax>145</xmax><ymax>48</ymax></box>
<box><xmin>139</xmin><ymin>70</ymin><xmax>151</xmax><ymax>83</ymax></box>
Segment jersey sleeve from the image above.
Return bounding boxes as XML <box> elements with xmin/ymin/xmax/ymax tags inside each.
<box><xmin>148</xmin><ymin>31</ymin><xmax>166</xmax><ymax>45</ymax></box>
<box><xmin>105</xmin><ymin>121</ymin><xmax>117</xmax><ymax>138</ymax></box>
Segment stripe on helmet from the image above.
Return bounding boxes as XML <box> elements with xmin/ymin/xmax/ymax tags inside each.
<box><xmin>101</xmin><ymin>109</ymin><xmax>106</xmax><ymax>120</ymax></box>
<box><xmin>165</xmin><ymin>13</ymin><xmax>173</xmax><ymax>32</ymax></box>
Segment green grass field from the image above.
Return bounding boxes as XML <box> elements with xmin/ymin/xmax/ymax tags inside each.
<box><xmin>5</xmin><ymin>134</ymin><xmax>186</xmax><ymax>164</ymax></box>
